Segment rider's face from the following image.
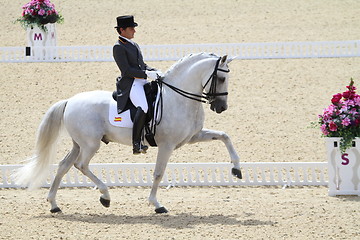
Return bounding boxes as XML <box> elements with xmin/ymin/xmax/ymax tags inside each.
<box><xmin>120</xmin><ymin>27</ymin><xmax>136</xmax><ymax>39</ymax></box>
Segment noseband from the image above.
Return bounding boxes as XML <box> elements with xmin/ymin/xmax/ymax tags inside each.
<box><xmin>157</xmin><ymin>57</ymin><xmax>229</xmax><ymax>104</ymax></box>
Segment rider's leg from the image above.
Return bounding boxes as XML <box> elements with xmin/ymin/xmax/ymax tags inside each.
<box><xmin>132</xmin><ymin>107</ymin><xmax>148</xmax><ymax>154</ymax></box>
<box><xmin>130</xmin><ymin>78</ymin><xmax>149</xmax><ymax>154</ymax></box>
<box><xmin>130</xmin><ymin>78</ymin><xmax>148</xmax><ymax>113</ymax></box>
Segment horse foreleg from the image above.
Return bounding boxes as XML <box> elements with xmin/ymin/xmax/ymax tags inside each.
<box><xmin>74</xmin><ymin>144</ymin><xmax>111</xmax><ymax>208</ymax></box>
<box><xmin>47</xmin><ymin>142</ymin><xmax>80</xmax><ymax>213</ymax></box>
<box><xmin>189</xmin><ymin>128</ymin><xmax>242</xmax><ymax>179</ymax></box>
<box><xmin>148</xmin><ymin>146</ymin><xmax>174</xmax><ymax>213</ymax></box>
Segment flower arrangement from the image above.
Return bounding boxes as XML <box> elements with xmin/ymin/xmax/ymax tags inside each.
<box><xmin>15</xmin><ymin>0</ymin><xmax>63</xmax><ymax>31</ymax></box>
<box><xmin>316</xmin><ymin>78</ymin><xmax>360</xmax><ymax>153</ymax></box>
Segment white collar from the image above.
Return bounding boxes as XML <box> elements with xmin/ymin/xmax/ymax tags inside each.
<box><xmin>120</xmin><ymin>36</ymin><xmax>135</xmax><ymax>45</ymax></box>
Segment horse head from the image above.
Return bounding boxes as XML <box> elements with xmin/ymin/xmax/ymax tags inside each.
<box><xmin>208</xmin><ymin>55</ymin><xmax>235</xmax><ymax>114</ymax></box>
<box><xmin>162</xmin><ymin>53</ymin><xmax>235</xmax><ymax>114</ymax></box>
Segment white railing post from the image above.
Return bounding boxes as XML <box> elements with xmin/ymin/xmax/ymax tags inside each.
<box><xmin>0</xmin><ymin>162</ymin><xmax>330</xmax><ymax>188</ymax></box>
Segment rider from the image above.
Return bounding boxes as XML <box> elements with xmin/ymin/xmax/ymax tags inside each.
<box><xmin>113</xmin><ymin>15</ymin><xmax>162</xmax><ymax>155</ymax></box>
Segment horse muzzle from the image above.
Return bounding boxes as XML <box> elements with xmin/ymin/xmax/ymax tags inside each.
<box><xmin>210</xmin><ymin>99</ymin><xmax>228</xmax><ymax>113</ymax></box>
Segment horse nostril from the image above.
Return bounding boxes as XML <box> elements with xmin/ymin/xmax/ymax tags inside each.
<box><xmin>215</xmin><ymin>107</ymin><xmax>223</xmax><ymax>113</ymax></box>
<box><xmin>218</xmin><ymin>105</ymin><xmax>227</xmax><ymax>113</ymax></box>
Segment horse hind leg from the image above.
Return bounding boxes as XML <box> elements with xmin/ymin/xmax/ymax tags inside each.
<box><xmin>47</xmin><ymin>140</ymin><xmax>80</xmax><ymax>213</ymax></box>
<box><xmin>74</xmin><ymin>142</ymin><xmax>111</xmax><ymax>208</ymax></box>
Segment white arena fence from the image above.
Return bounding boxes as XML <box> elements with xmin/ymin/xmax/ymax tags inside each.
<box><xmin>0</xmin><ymin>162</ymin><xmax>328</xmax><ymax>188</ymax></box>
<box><xmin>0</xmin><ymin>40</ymin><xmax>360</xmax><ymax>63</ymax></box>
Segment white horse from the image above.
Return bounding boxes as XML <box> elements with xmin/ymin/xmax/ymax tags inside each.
<box><xmin>14</xmin><ymin>52</ymin><xmax>241</xmax><ymax>214</ymax></box>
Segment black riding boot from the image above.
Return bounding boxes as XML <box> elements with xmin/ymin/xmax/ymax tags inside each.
<box><xmin>132</xmin><ymin>107</ymin><xmax>148</xmax><ymax>155</ymax></box>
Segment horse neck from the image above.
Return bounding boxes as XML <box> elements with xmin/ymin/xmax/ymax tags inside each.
<box><xmin>161</xmin><ymin>57</ymin><xmax>217</xmax><ymax>116</ymax></box>
<box><xmin>165</xmin><ymin>56</ymin><xmax>217</xmax><ymax>95</ymax></box>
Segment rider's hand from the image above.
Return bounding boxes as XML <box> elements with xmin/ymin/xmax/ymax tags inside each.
<box><xmin>156</xmin><ymin>71</ymin><xmax>164</xmax><ymax>78</ymax></box>
<box><xmin>145</xmin><ymin>70</ymin><xmax>163</xmax><ymax>80</ymax></box>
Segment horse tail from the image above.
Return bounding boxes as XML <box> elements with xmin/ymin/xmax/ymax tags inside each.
<box><xmin>13</xmin><ymin>99</ymin><xmax>68</xmax><ymax>190</ymax></box>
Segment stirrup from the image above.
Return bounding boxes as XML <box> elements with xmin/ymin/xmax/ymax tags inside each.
<box><xmin>133</xmin><ymin>143</ymin><xmax>148</xmax><ymax>155</ymax></box>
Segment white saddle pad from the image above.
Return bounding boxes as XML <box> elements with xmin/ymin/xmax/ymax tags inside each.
<box><xmin>108</xmin><ymin>84</ymin><xmax>161</xmax><ymax>128</ymax></box>
<box><xmin>108</xmin><ymin>100</ymin><xmax>133</xmax><ymax>128</ymax></box>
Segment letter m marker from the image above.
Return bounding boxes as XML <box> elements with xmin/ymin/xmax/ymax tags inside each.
<box><xmin>34</xmin><ymin>33</ymin><xmax>43</xmax><ymax>41</ymax></box>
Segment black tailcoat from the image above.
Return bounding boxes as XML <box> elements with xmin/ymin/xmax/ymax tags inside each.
<box><xmin>113</xmin><ymin>36</ymin><xmax>154</xmax><ymax>112</ymax></box>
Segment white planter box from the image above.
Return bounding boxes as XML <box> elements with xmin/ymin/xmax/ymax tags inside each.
<box><xmin>327</xmin><ymin>137</ymin><xmax>360</xmax><ymax>196</ymax></box>
<box><xmin>26</xmin><ymin>24</ymin><xmax>57</xmax><ymax>60</ymax></box>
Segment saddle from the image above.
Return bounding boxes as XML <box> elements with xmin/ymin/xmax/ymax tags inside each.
<box><xmin>112</xmin><ymin>81</ymin><xmax>159</xmax><ymax>146</ymax></box>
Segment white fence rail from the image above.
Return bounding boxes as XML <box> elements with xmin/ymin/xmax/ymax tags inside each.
<box><xmin>0</xmin><ymin>162</ymin><xmax>328</xmax><ymax>188</ymax></box>
<box><xmin>1</xmin><ymin>40</ymin><xmax>360</xmax><ymax>63</ymax></box>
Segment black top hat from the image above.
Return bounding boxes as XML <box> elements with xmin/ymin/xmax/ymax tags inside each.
<box><xmin>114</xmin><ymin>15</ymin><xmax>138</xmax><ymax>28</ymax></box>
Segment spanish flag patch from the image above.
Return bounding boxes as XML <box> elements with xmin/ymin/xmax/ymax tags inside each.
<box><xmin>114</xmin><ymin>117</ymin><xmax>122</xmax><ymax>122</ymax></box>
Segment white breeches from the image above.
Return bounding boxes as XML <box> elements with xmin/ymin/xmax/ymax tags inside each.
<box><xmin>130</xmin><ymin>78</ymin><xmax>148</xmax><ymax>113</ymax></box>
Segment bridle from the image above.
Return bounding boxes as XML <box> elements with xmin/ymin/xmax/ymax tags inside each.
<box><xmin>157</xmin><ymin>57</ymin><xmax>229</xmax><ymax>104</ymax></box>
<box><xmin>148</xmin><ymin>57</ymin><xmax>230</xmax><ymax>137</ymax></box>
<box><xmin>202</xmin><ymin>57</ymin><xmax>230</xmax><ymax>103</ymax></box>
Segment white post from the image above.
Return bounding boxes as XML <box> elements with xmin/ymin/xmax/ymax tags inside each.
<box><xmin>327</xmin><ymin>137</ymin><xmax>360</xmax><ymax>196</ymax></box>
<box><xmin>26</xmin><ymin>23</ymin><xmax>57</xmax><ymax>60</ymax></box>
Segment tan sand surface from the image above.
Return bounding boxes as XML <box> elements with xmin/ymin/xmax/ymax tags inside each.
<box><xmin>1</xmin><ymin>186</ymin><xmax>359</xmax><ymax>239</ymax></box>
<box><xmin>1</xmin><ymin>0</ymin><xmax>360</xmax><ymax>239</ymax></box>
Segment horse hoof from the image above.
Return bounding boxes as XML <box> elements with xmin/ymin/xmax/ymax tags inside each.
<box><xmin>232</xmin><ymin>168</ymin><xmax>242</xmax><ymax>179</ymax></box>
<box><xmin>100</xmin><ymin>197</ymin><xmax>110</xmax><ymax>208</ymax></box>
<box><xmin>155</xmin><ymin>207</ymin><xmax>168</xmax><ymax>214</ymax></box>
<box><xmin>50</xmin><ymin>207</ymin><xmax>62</xmax><ymax>213</ymax></box>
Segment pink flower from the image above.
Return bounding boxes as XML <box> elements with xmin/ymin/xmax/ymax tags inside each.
<box><xmin>347</xmin><ymin>85</ymin><xmax>356</xmax><ymax>91</ymax></box>
<box><xmin>350</xmin><ymin>108</ymin><xmax>357</xmax><ymax>114</ymax></box>
<box><xmin>354</xmin><ymin>96</ymin><xmax>360</xmax><ymax>106</ymax></box>
<box><xmin>329</xmin><ymin>121</ymin><xmax>338</xmax><ymax>132</ymax></box>
<box><xmin>331</xmin><ymin>93</ymin><xmax>342</xmax><ymax>104</ymax></box>
<box><xmin>344</xmin><ymin>99</ymin><xmax>354</xmax><ymax>107</ymax></box>
<box><xmin>342</xmin><ymin>118</ymin><xmax>351</xmax><ymax>126</ymax></box>
<box><xmin>322</xmin><ymin>115</ymin><xmax>331</xmax><ymax>123</ymax></box>
<box><xmin>340</xmin><ymin>105</ymin><xmax>348</xmax><ymax>113</ymax></box>
<box><xmin>44</xmin><ymin>0</ymin><xmax>52</xmax><ymax>7</ymax></box>
<box><xmin>317</xmin><ymin>79</ymin><xmax>360</xmax><ymax>148</ymax></box>
<box><xmin>343</xmin><ymin>89</ymin><xmax>357</xmax><ymax>100</ymax></box>
<box><xmin>23</xmin><ymin>3</ymin><xmax>31</xmax><ymax>8</ymax></box>
<box><xmin>38</xmin><ymin>9</ymin><xmax>45</xmax><ymax>16</ymax></box>
<box><xmin>323</xmin><ymin>105</ymin><xmax>335</xmax><ymax>115</ymax></box>
<box><xmin>321</xmin><ymin>124</ymin><xmax>329</xmax><ymax>135</ymax></box>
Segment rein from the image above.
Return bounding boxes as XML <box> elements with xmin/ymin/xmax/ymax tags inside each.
<box><xmin>157</xmin><ymin>57</ymin><xmax>229</xmax><ymax>104</ymax></box>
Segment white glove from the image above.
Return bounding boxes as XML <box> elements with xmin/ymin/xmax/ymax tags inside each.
<box><xmin>145</xmin><ymin>70</ymin><xmax>164</xmax><ymax>80</ymax></box>
<box><xmin>157</xmin><ymin>71</ymin><xmax>164</xmax><ymax>78</ymax></box>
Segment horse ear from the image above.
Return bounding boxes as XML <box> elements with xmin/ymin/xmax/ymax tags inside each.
<box><xmin>221</xmin><ymin>55</ymin><xmax>228</xmax><ymax>64</ymax></box>
<box><xmin>227</xmin><ymin>56</ymin><xmax>237</xmax><ymax>63</ymax></box>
